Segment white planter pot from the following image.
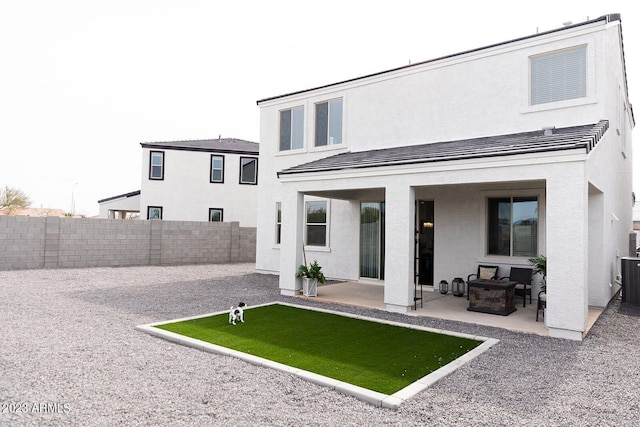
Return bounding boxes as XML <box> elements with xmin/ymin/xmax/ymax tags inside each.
<box><xmin>303</xmin><ymin>277</ymin><xmax>318</xmax><ymax>297</ymax></box>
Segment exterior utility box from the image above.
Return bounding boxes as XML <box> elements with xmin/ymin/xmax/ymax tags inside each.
<box><xmin>621</xmin><ymin>257</ymin><xmax>640</xmax><ymax>306</ymax></box>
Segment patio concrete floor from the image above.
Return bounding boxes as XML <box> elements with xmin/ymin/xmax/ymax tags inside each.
<box><xmin>302</xmin><ymin>281</ymin><xmax>604</xmax><ymax>337</ymax></box>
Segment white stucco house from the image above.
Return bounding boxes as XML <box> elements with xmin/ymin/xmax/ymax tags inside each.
<box><xmin>255</xmin><ymin>14</ymin><xmax>635</xmax><ymax>341</ymax></box>
<box><xmin>139</xmin><ymin>137</ymin><xmax>259</xmax><ymax>225</ymax></box>
<box><xmin>98</xmin><ymin>190</ymin><xmax>141</xmax><ymax>219</ymax></box>
<box><xmin>98</xmin><ymin>137</ymin><xmax>259</xmax><ymax>226</ymax></box>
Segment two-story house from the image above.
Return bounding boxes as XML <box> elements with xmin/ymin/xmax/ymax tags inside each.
<box><xmin>100</xmin><ymin>137</ymin><xmax>259</xmax><ymax>226</ymax></box>
<box><xmin>255</xmin><ymin>14</ymin><xmax>635</xmax><ymax>340</ymax></box>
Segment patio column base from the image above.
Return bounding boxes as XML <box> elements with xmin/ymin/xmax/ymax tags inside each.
<box><xmin>386</xmin><ymin>303</ymin><xmax>410</xmax><ymax>314</ymax></box>
<box><xmin>547</xmin><ymin>327</ymin><xmax>583</xmax><ymax>341</ymax></box>
<box><xmin>281</xmin><ymin>289</ymin><xmax>300</xmax><ymax>297</ymax></box>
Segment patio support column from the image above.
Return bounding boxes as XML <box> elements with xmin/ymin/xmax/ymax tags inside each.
<box><xmin>279</xmin><ymin>189</ymin><xmax>304</xmax><ymax>296</ymax></box>
<box><xmin>384</xmin><ymin>183</ymin><xmax>415</xmax><ymax>313</ymax></box>
<box><xmin>546</xmin><ymin>172</ymin><xmax>588</xmax><ymax>340</ymax></box>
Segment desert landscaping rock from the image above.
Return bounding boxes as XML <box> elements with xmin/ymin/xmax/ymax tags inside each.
<box><xmin>1</xmin><ymin>263</ymin><xmax>639</xmax><ymax>426</ymax></box>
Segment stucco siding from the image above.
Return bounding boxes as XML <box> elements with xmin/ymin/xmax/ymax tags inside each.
<box><xmin>139</xmin><ymin>147</ymin><xmax>258</xmax><ymax>226</ymax></box>
<box><xmin>255</xmin><ymin>17</ymin><xmax>633</xmax><ymax>340</ymax></box>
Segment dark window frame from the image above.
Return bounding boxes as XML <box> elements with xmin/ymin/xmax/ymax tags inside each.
<box><xmin>239</xmin><ymin>156</ymin><xmax>258</xmax><ymax>185</ymax></box>
<box><xmin>208</xmin><ymin>208</ymin><xmax>224</xmax><ymax>222</ymax></box>
<box><xmin>210</xmin><ymin>155</ymin><xmax>225</xmax><ymax>183</ymax></box>
<box><xmin>147</xmin><ymin>206</ymin><xmax>163</xmax><ymax>220</ymax></box>
<box><xmin>276</xmin><ymin>202</ymin><xmax>282</xmax><ymax>244</ymax></box>
<box><xmin>487</xmin><ymin>196</ymin><xmax>538</xmax><ymax>257</ymax></box>
<box><xmin>149</xmin><ymin>151</ymin><xmax>165</xmax><ymax>180</ymax></box>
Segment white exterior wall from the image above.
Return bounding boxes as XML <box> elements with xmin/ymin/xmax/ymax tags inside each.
<box><xmin>139</xmin><ymin>147</ymin><xmax>258</xmax><ymax>226</ymax></box>
<box><xmin>98</xmin><ymin>194</ymin><xmax>140</xmax><ymax>218</ymax></box>
<box><xmin>256</xmin><ymin>18</ymin><xmax>633</xmax><ymax>340</ymax></box>
<box><xmin>581</xmin><ymin>21</ymin><xmax>636</xmax><ymax>307</ymax></box>
<box><xmin>415</xmin><ymin>181</ymin><xmax>547</xmax><ymax>292</ymax></box>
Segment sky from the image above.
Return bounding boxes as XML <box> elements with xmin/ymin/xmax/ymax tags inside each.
<box><xmin>0</xmin><ymin>1</ymin><xmax>637</xmax><ymax>217</ymax></box>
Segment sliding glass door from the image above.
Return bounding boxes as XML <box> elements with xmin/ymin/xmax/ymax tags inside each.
<box><xmin>360</xmin><ymin>202</ymin><xmax>385</xmax><ymax>280</ymax></box>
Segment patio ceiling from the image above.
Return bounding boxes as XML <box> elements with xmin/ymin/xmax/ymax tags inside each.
<box><xmin>304</xmin><ymin>188</ymin><xmax>385</xmax><ymax>201</ymax></box>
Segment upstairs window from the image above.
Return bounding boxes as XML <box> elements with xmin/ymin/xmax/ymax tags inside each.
<box><xmin>280</xmin><ymin>106</ymin><xmax>304</xmax><ymax>151</ymax></box>
<box><xmin>530</xmin><ymin>46</ymin><xmax>586</xmax><ymax>105</ymax></box>
<box><xmin>239</xmin><ymin>157</ymin><xmax>258</xmax><ymax>185</ymax></box>
<box><xmin>149</xmin><ymin>151</ymin><xmax>164</xmax><ymax>180</ymax></box>
<box><xmin>487</xmin><ymin>197</ymin><xmax>538</xmax><ymax>257</ymax></box>
<box><xmin>315</xmin><ymin>98</ymin><xmax>343</xmax><ymax>147</ymax></box>
<box><xmin>210</xmin><ymin>155</ymin><xmax>224</xmax><ymax>183</ymax></box>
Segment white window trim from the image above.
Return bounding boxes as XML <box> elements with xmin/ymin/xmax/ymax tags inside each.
<box><xmin>278</xmin><ymin>106</ymin><xmax>305</xmax><ymax>152</ymax></box>
<box><xmin>274</xmin><ymin>95</ymin><xmax>347</xmax><ymax>156</ymax></box>
<box><xmin>520</xmin><ymin>41</ymin><xmax>596</xmax><ymax>114</ymax></box>
<box><xmin>304</xmin><ymin>198</ymin><xmax>330</xmax><ymax>249</ymax></box>
<box><xmin>274</xmin><ymin>201</ymin><xmax>282</xmax><ymax>247</ymax></box>
<box><xmin>312</xmin><ymin>97</ymin><xmax>345</xmax><ymax>151</ymax></box>
<box><xmin>479</xmin><ymin>189</ymin><xmax>546</xmax><ymax>262</ymax></box>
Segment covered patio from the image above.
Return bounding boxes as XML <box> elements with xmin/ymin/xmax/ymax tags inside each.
<box><xmin>301</xmin><ymin>282</ymin><xmax>604</xmax><ymax>337</ymax></box>
<box><xmin>276</xmin><ymin>121</ymin><xmax>617</xmax><ymax>340</ymax></box>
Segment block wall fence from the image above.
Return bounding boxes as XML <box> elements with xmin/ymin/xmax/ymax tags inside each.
<box><xmin>0</xmin><ymin>216</ymin><xmax>256</xmax><ymax>270</ymax></box>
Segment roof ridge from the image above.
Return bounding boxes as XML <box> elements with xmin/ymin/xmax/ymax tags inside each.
<box><xmin>141</xmin><ymin>137</ymin><xmax>257</xmax><ymax>145</ymax></box>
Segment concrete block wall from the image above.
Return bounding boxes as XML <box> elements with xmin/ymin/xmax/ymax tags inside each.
<box><xmin>0</xmin><ymin>216</ymin><xmax>256</xmax><ymax>270</ymax></box>
<box><xmin>0</xmin><ymin>216</ymin><xmax>46</xmax><ymax>269</ymax></box>
<box><xmin>56</xmin><ymin>217</ymin><xmax>151</xmax><ymax>268</ymax></box>
<box><xmin>159</xmin><ymin>220</ymin><xmax>232</xmax><ymax>265</ymax></box>
<box><xmin>238</xmin><ymin>226</ymin><xmax>257</xmax><ymax>263</ymax></box>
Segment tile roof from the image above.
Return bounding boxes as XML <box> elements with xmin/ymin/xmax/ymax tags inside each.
<box><xmin>278</xmin><ymin>120</ymin><xmax>609</xmax><ymax>177</ymax></box>
<box><xmin>140</xmin><ymin>138</ymin><xmax>258</xmax><ymax>154</ymax></box>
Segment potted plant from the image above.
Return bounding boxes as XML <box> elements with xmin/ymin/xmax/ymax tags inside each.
<box><xmin>528</xmin><ymin>254</ymin><xmax>547</xmax><ymax>290</ymax></box>
<box><xmin>529</xmin><ymin>254</ymin><xmax>547</xmax><ymax>324</ymax></box>
<box><xmin>296</xmin><ymin>260</ymin><xmax>326</xmax><ymax>297</ymax></box>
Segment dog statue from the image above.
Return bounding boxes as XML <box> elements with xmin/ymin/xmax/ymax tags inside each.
<box><xmin>229</xmin><ymin>302</ymin><xmax>246</xmax><ymax>326</ymax></box>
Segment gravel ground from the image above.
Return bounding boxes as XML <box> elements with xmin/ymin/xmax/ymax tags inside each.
<box><xmin>1</xmin><ymin>263</ymin><xmax>639</xmax><ymax>427</ymax></box>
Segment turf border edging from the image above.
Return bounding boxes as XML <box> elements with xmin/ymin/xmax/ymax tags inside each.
<box><xmin>136</xmin><ymin>302</ymin><xmax>499</xmax><ymax>409</ymax></box>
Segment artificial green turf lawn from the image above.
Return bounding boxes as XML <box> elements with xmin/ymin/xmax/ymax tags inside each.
<box><xmin>155</xmin><ymin>304</ymin><xmax>481</xmax><ymax>395</ymax></box>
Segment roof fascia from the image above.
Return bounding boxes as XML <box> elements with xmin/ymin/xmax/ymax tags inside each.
<box><xmin>139</xmin><ymin>143</ymin><xmax>258</xmax><ymax>155</ymax></box>
<box><xmin>97</xmin><ymin>190</ymin><xmax>141</xmax><ymax>204</ymax></box>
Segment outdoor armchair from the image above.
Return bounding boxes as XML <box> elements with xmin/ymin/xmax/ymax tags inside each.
<box><xmin>466</xmin><ymin>265</ymin><xmax>500</xmax><ymax>299</ymax></box>
<box><xmin>501</xmin><ymin>266</ymin><xmax>533</xmax><ymax>307</ymax></box>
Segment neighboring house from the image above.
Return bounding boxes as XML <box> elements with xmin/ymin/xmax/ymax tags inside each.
<box><xmin>0</xmin><ymin>207</ymin><xmax>67</xmax><ymax>217</ymax></box>
<box><xmin>140</xmin><ymin>137</ymin><xmax>259</xmax><ymax>225</ymax></box>
<box><xmin>99</xmin><ymin>137</ymin><xmax>259</xmax><ymax>226</ymax></box>
<box><xmin>98</xmin><ymin>190</ymin><xmax>141</xmax><ymax>219</ymax></box>
<box><xmin>255</xmin><ymin>15</ymin><xmax>635</xmax><ymax>341</ymax></box>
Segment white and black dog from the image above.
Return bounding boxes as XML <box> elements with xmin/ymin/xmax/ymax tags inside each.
<box><xmin>228</xmin><ymin>302</ymin><xmax>246</xmax><ymax>326</ymax></box>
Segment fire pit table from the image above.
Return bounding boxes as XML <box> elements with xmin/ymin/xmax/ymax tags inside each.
<box><xmin>467</xmin><ymin>279</ymin><xmax>517</xmax><ymax>316</ymax></box>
